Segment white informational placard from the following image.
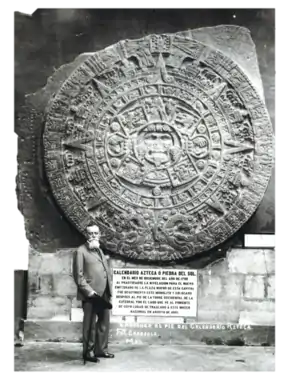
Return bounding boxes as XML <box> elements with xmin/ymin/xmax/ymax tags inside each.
<box><xmin>244</xmin><ymin>234</ymin><xmax>275</xmax><ymax>248</ymax></box>
<box><xmin>112</xmin><ymin>268</ymin><xmax>197</xmax><ymax>317</ymax></box>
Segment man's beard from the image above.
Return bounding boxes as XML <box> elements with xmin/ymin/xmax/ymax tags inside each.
<box><xmin>87</xmin><ymin>239</ymin><xmax>100</xmax><ymax>249</ymax></box>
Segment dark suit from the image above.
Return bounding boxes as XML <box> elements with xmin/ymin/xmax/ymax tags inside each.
<box><xmin>72</xmin><ymin>244</ymin><xmax>112</xmax><ymax>356</ymax></box>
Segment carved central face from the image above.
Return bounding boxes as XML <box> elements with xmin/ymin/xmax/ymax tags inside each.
<box><xmin>135</xmin><ymin>123</ymin><xmax>180</xmax><ymax>168</ymax></box>
<box><xmin>141</xmin><ymin>131</ymin><xmax>173</xmax><ymax>166</ymax></box>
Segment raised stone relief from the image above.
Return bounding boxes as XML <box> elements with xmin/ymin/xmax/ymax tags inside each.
<box><xmin>43</xmin><ymin>31</ymin><xmax>273</xmax><ymax>261</ymax></box>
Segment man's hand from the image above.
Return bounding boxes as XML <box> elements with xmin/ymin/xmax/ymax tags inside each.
<box><xmin>87</xmin><ymin>291</ymin><xmax>99</xmax><ymax>303</ymax></box>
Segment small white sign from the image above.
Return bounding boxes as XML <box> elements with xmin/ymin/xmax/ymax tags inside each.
<box><xmin>112</xmin><ymin>268</ymin><xmax>197</xmax><ymax>317</ymax></box>
<box><xmin>245</xmin><ymin>234</ymin><xmax>275</xmax><ymax>248</ymax></box>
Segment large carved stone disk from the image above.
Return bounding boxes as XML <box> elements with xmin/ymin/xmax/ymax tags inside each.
<box><xmin>43</xmin><ymin>33</ymin><xmax>273</xmax><ymax>261</ymax></box>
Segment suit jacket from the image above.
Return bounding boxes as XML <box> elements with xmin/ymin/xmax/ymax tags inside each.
<box><xmin>72</xmin><ymin>244</ymin><xmax>112</xmax><ymax>301</ymax></box>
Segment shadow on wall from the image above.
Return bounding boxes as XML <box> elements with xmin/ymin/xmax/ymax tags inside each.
<box><xmin>8</xmin><ymin>87</ymin><xmax>23</xmax><ymax>136</ymax></box>
<box><xmin>8</xmin><ymin>272</ymin><xmax>24</xmax><ymax>337</ymax></box>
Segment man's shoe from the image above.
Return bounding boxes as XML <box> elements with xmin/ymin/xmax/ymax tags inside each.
<box><xmin>83</xmin><ymin>353</ymin><xmax>100</xmax><ymax>364</ymax></box>
<box><xmin>97</xmin><ymin>352</ymin><xmax>115</xmax><ymax>358</ymax></box>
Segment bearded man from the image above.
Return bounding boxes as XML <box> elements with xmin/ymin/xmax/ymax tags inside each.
<box><xmin>72</xmin><ymin>224</ymin><xmax>114</xmax><ymax>364</ymax></box>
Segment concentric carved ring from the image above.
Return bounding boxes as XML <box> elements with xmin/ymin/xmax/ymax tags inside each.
<box><xmin>43</xmin><ymin>33</ymin><xmax>274</xmax><ymax>261</ymax></box>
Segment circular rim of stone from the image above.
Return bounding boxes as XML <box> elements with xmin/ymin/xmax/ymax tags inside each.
<box><xmin>43</xmin><ymin>33</ymin><xmax>274</xmax><ymax>262</ymax></box>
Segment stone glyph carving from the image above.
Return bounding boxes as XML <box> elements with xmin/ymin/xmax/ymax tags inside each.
<box><xmin>43</xmin><ymin>31</ymin><xmax>273</xmax><ymax>261</ymax></box>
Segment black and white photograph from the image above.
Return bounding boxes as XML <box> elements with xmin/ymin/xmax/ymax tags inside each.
<box><xmin>12</xmin><ymin>6</ymin><xmax>276</xmax><ymax>372</ymax></box>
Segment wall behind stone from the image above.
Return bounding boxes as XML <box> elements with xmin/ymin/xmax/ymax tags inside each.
<box><xmin>27</xmin><ymin>247</ymin><xmax>275</xmax><ymax>326</ymax></box>
<box><xmin>15</xmin><ymin>9</ymin><xmax>275</xmax><ymax>253</ymax></box>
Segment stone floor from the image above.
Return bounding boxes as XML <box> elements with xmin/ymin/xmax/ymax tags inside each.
<box><xmin>14</xmin><ymin>342</ymin><xmax>275</xmax><ymax>371</ymax></box>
